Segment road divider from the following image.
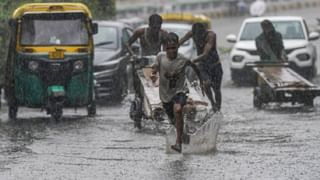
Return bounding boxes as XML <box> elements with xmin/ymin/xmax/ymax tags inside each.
<box><xmin>205</xmin><ymin>0</ymin><xmax>320</xmax><ymax>19</ymax></box>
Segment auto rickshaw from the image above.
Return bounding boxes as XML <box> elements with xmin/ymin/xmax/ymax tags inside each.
<box><xmin>160</xmin><ymin>13</ymin><xmax>212</xmax><ymax>29</ymax></box>
<box><xmin>4</xmin><ymin>3</ymin><xmax>98</xmax><ymax>120</ymax></box>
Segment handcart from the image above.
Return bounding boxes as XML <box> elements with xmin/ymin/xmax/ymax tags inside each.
<box><xmin>129</xmin><ymin>56</ymin><xmax>221</xmax><ymax>153</ymax></box>
<box><xmin>250</xmin><ymin>62</ymin><xmax>320</xmax><ymax>109</ymax></box>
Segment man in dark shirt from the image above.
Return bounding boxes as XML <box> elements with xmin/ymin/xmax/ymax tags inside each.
<box><xmin>180</xmin><ymin>23</ymin><xmax>223</xmax><ymax>112</ymax></box>
<box><xmin>255</xmin><ymin>19</ymin><xmax>287</xmax><ymax>62</ymax></box>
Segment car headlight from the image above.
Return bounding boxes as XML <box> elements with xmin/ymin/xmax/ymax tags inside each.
<box><xmin>73</xmin><ymin>60</ymin><xmax>84</xmax><ymax>72</ymax></box>
<box><xmin>28</xmin><ymin>61</ymin><xmax>39</xmax><ymax>71</ymax></box>
<box><xmin>296</xmin><ymin>53</ymin><xmax>310</xmax><ymax>61</ymax></box>
<box><xmin>232</xmin><ymin>55</ymin><xmax>244</xmax><ymax>62</ymax></box>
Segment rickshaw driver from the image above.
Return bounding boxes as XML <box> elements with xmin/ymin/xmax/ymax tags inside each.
<box><xmin>179</xmin><ymin>23</ymin><xmax>223</xmax><ymax>112</ymax></box>
<box><xmin>255</xmin><ymin>19</ymin><xmax>288</xmax><ymax>62</ymax></box>
<box><xmin>125</xmin><ymin>14</ymin><xmax>168</xmax><ymax>56</ymax></box>
<box><xmin>151</xmin><ymin>32</ymin><xmax>205</xmax><ymax>153</ymax></box>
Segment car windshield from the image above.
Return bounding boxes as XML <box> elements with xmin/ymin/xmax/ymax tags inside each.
<box><xmin>240</xmin><ymin>21</ymin><xmax>305</xmax><ymax>41</ymax></box>
<box><xmin>20</xmin><ymin>13</ymin><xmax>89</xmax><ymax>46</ymax></box>
<box><xmin>163</xmin><ymin>27</ymin><xmax>191</xmax><ymax>46</ymax></box>
<box><xmin>94</xmin><ymin>26</ymin><xmax>119</xmax><ymax>49</ymax></box>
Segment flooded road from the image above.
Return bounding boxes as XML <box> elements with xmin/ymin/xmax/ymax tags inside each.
<box><xmin>1</xmin><ymin>7</ymin><xmax>320</xmax><ymax>180</ymax></box>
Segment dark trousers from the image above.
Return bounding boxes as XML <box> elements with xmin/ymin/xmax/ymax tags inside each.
<box><xmin>199</xmin><ymin>63</ymin><xmax>223</xmax><ymax>110</ymax></box>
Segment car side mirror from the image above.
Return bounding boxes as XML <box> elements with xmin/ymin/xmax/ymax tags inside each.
<box><xmin>226</xmin><ymin>34</ymin><xmax>237</xmax><ymax>43</ymax></box>
<box><xmin>309</xmin><ymin>32</ymin><xmax>320</xmax><ymax>41</ymax></box>
<box><xmin>92</xmin><ymin>23</ymin><xmax>98</xmax><ymax>35</ymax></box>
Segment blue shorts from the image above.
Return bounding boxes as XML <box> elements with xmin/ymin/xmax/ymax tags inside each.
<box><xmin>199</xmin><ymin>63</ymin><xmax>223</xmax><ymax>90</ymax></box>
<box><xmin>162</xmin><ymin>93</ymin><xmax>187</xmax><ymax>120</ymax></box>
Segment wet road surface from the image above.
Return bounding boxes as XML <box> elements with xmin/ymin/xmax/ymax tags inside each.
<box><xmin>1</xmin><ymin>7</ymin><xmax>320</xmax><ymax>180</ymax></box>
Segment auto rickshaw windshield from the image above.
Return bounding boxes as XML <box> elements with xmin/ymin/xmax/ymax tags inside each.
<box><xmin>20</xmin><ymin>12</ymin><xmax>89</xmax><ymax>46</ymax></box>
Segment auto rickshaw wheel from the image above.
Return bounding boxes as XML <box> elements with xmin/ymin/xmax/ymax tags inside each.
<box><xmin>130</xmin><ymin>97</ymin><xmax>143</xmax><ymax>129</ymax></box>
<box><xmin>87</xmin><ymin>102</ymin><xmax>96</xmax><ymax>117</ymax></box>
<box><xmin>8</xmin><ymin>106</ymin><xmax>18</xmax><ymax>121</ymax></box>
<box><xmin>253</xmin><ymin>87</ymin><xmax>263</xmax><ymax>109</ymax></box>
<box><xmin>51</xmin><ymin>104</ymin><xmax>63</xmax><ymax>122</ymax></box>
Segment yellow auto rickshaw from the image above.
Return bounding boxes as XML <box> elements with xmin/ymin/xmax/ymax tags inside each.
<box><xmin>5</xmin><ymin>3</ymin><xmax>98</xmax><ymax>120</ymax></box>
<box><xmin>160</xmin><ymin>13</ymin><xmax>212</xmax><ymax>29</ymax></box>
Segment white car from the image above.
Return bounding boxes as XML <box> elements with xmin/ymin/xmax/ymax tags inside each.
<box><xmin>226</xmin><ymin>16</ymin><xmax>320</xmax><ymax>83</ymax></box>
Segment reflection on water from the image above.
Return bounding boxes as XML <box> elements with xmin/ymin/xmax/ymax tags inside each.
<box><xmin>163</xmin><ymin>157</ymin><xmax>188</xmax><ymax>180</ymax></box>
<box><xmin>0</xmin><ymin>111</ymin><xmax>91</xmax><ymax>169</ymax></box>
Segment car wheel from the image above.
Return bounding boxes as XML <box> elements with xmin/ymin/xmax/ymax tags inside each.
<box><xmin>114</xmin><ymin>72</ymin><xmax>127</xmax><ymax>101</ymax></box>
<box><xmin>253</xmin><ymin>87</ymin><xmax>263</xmax><ymax>109</ymax></box>
<box><xmin>304</xmin><ymin>68</ymin><xmax>315</xmax><ymax>80</ymax></box>
<box><xmin>231</xmin><ymin>69</ymin><xmax>240</xmax><ymax>85</ymax></box>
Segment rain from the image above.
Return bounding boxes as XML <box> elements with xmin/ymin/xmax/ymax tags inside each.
<box><xmin>1</xmin><ymin>0</ymin><xmax>320</xmax><ymax>179</ymax></box>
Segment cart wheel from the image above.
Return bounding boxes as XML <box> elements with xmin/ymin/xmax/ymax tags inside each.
<box><xmin>129</xmin><ymin>98</ymin><xmax>142</xmax><ymax>119</ymax></box>
<box><xmin>134</xmin><ymin>118</ymin><xmax>142</xmax><ymax>129</ymax></box>
<box><xmin>253</xmin><ymin>87</ymin><xmax>263</xmax><ymax>109</ymax></box>
<box><xmin>303</xmin><ymin>98</ymin><xmax>314</xmax><ymax>107</ymax></box>
<box><xmin>130</xmin><ymin>97</ymin><xmax>143</xmax><ymax>129</ymax></box>
<box><xmin>8</xmin><ymin>106</ymin><xmax>18</xmax><ymax>121</ymax></box>
<box><xmin>153</xmin><ymin>108</ymin><xmax>165</xmax><ymax>122</ymax></box>
<box><xmin>87</xmin><ymin>102</ymin><xmax>96</xmax><ymax>117</ymax></box>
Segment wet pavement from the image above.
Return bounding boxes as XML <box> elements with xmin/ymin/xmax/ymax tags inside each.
<box><xmin>1</xmin><ymin>7</ymin><xmax>320</xmax><ymax>180</ymax></box>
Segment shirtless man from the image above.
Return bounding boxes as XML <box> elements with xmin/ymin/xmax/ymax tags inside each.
<box><xmin>180</xmin><ymin>23</ymin><xmax>223</xmax><ymax>112</ymax></box>
<box><xmin>126</xmin><ymin>14</ymin><xmax>168</xmax><ymax>56</ymax></box>
<box><xmin>126</xmin><ymin>14</ymin><xmax>168</xmax><ymax>128</ymax></box>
